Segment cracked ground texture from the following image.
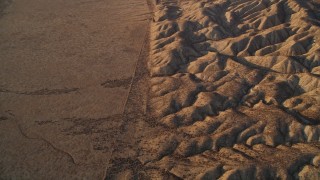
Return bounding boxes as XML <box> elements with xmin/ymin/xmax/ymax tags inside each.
<box><xmin>137</xmin><ymin>0</ymin><xmax>320</xmax><ymax>179</ymax></box>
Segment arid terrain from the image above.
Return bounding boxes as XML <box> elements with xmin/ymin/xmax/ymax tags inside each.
<box><xmin>1</xmin><ymin>0</ymin><xmax>320</xmax><ymax>179</ymax></box>
<box><xmin>0</xmin><ymin>0</ymin><xmax>150</xmax><ymax>178</ymax></box>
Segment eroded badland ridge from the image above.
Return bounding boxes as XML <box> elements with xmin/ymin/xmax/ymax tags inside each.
<box><xmin>130</xmin><ymin>0</ymin><xmax>320</xmax><ymax>179</ymax></box>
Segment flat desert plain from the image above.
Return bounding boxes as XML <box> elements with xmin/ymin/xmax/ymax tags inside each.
<box><xmin>0</xmin><ymin>0</ymin><xmax>149</xmax><ymax>179</ymax></box>
<box><xmin>1</xmin><ymin>0</ymin><xmax>320</xmax><ymax>179</ymax></box>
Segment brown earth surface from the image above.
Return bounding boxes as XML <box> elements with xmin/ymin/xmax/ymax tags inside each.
<box><xmin>1</xmin><ymin>0</ymin><xmax>320</xmax><ymax>179</ymax></box>
<box><xmin>0</xmin><ymin>0</ymin><xmax>150</xmax><ymax>179</ymax></box>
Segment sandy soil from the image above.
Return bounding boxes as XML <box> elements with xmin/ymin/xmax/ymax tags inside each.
<box><xmin>0</xmin><ymin>0</ymin><xmax>149</xmax><ymax>179</ymax></box>
<box><xmin>1</xmin><ymin>0</ymin><xmax>320</xmax><ymax>179</ymax></box>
